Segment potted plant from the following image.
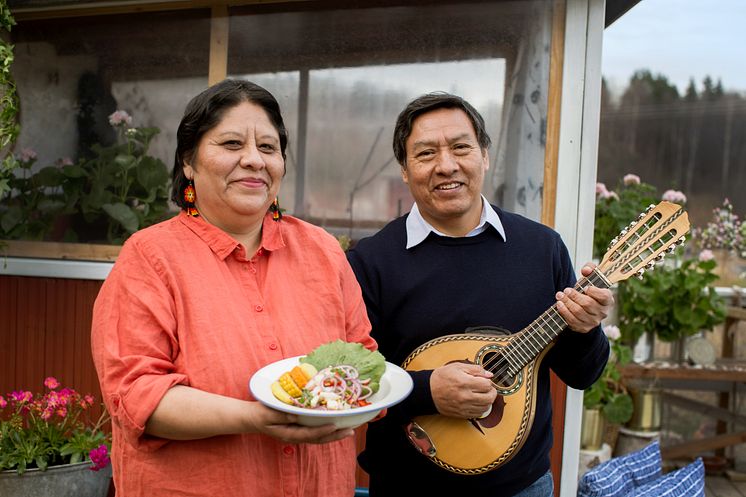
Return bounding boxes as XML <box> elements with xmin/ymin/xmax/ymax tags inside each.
<box><xmin>593</xmin><ymin>174</ymin><xmax>658</xmax><ymax>260</ymax></box>
<box><xmin>0</xmin><ymin>110</ymin><xmax>173</xmax><ymax>246</ymax></box>
<box><xmin>693</xmin><ymin>198</ymin><xmax>746</xmax><ymax>287</ymax></box>
<box><xmin>618</xmin><ymin>248</ymin><xmax>727</xmax><ymax>362</ymax></box>
<box><xmin>0</xmin><ymin>377</ymin><xmax>111</xmax><ymax>497</ymax></box>
<box><xmin>582</xmin><ymin>325</ymin><xmax>634</xmax><ymax>450</ymax></box>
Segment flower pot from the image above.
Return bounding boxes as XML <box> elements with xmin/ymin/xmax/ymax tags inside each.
<box><xmin>581</xmin><ymin>407</ymin><xmax>605</xmax><ymax>451</ymax></box>
<box><xmin>0</xmin><ymin>461</ymin><xmax>111</xmax><ymax>497</ymax></box>
<box><xmin>627</xmin><ymin>387</ymin><xmax>661</xmax><ymax>432</ymax></box>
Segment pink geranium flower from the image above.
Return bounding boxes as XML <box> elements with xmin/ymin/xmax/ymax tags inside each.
<box><xmin>699</xmin><ymin>249</ymin><xmax>715</xmax><ymax>262</ymax></box>
<box><xmin>44</xmin><ymin>376</ymin><xmax>60</xmax><ymax>389</ymax></box>
<box><xmin>623</xmin><ymin>174</ymin><xmax>641</xmax><ymax>185</ymax></box>
<box><xmin>661</xmin><ymin>189</ymin><xmax>687</xmax><ymax>204</ymax></box>
<box><xmin>108</xmin><ymin>110</ymin><xmax>133</xmax><ymax>127</ymax></box>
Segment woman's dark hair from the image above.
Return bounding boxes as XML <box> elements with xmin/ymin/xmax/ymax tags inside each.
<box><xmin>392</xmin><ymin>92</ymin><xmax>491</xmax><ymax>167</ymax></box>
<box><xmin>171</xmin><ymin>79</ymin><xmax>288</xmax><ymax>209</ymax></box>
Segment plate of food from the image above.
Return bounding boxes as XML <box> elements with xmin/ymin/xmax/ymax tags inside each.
<box><xmin>250</xmin><ymin>341</ymin><xmax>413</xmax><ymax>429</ymax></box>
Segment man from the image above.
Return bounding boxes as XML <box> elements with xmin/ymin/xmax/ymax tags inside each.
<box><xmin>346</xmin><ymin>92</ymin><xmax>613</xmax><ymax>496</ymax></box>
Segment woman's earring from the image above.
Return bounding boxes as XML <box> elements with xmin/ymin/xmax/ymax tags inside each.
<box><xmin>184</xmin><ymin>180</ymin><xmax>199</xmax><ymax>217</ymax></box>
<box><xmin>269</xmin><ymin>197</ymin><xmax>282</xmax><ymax>221</ymax></box>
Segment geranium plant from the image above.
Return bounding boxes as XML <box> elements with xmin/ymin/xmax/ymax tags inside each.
<box><xmin>593</xmin><ymin>174</ymin><xmax>658</xmax><ymax>260</ymax></box>
<box><xmin>0</xmin><ymin>377</ymin><xmax>111</xmax><ymax>475</ymax></box>
<box><xmin>618</xmin><ymin>249</ymin><xmax>726</xmax><ymax>344</ymax></box>
<box><xmin>583</xmin><ymin>325</ymin><xmax>634</xmax><ymax>425</ymax></box>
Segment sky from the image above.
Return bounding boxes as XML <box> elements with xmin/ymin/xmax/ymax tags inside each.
<box><xmin>602</xmin><ymin>0</ymin><xmax>746</xmax><ymax>97</ymax></box>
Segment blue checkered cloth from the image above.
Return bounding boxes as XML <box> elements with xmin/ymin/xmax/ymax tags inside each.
<box><xmin>577</xmin><ymin>441</ymin><xmax>662</xmax><ymax>497</ymax></box>
<box><xmin>633</xmin><ymin>458</ymin><xmax>704</xmax><ymax>497</ymax></box>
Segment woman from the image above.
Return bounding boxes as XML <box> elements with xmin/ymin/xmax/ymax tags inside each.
<box><xmin>91</xmin><ymin>79</ymin><xmax>375</xmax><ymax>497</ymax></box>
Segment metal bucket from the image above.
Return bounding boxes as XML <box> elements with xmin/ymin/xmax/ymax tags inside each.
<box><xmin>628</xmin><ymin>387</ymin><xmax>661</xmax><ymax>431</ymax></box>
<box><xmin>581</xmin><ymin>408</ymin><xmax>605</xmax><ymax>451</ymax></box>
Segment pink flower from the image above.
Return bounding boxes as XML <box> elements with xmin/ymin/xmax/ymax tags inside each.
<box><xmin>662</xmin><ymin>189</ymin><xmax>687</xmax><ymax>204</ymax></box>
<box><xmin>108</xmin><ymin>110</ymin><xmax>132</xmax><ymax>127</ymax></box>
<box><xmin>603</xmin><ymin>324</ymin><xmax>621</xmax><ymax>341</ymax></box>
<box><xmin>11</xmin><ymin>391</ymin><xmax>33</xmax><ymax>403</ymax></box>
<box><xmin>89</xmin><ymin>444</ymin><xmax>111</xmax><ymax>471</ymax></box>
<box><xmin>699</xmin><ymin>249</ymin><xmax>715</xmax><ymax>262</ymax></box>
<box><xmin>0</xmin><ymin>395</ymin><xmax>6</xmax><ymax>408</ymax></box>
<box><xmin>596</xmin><ymin>183</ymin><xmax>617</xmax><ymax>200</ymax></box>
<box><xmin>44</xmin><ymin>377</ymin><xmax>60</xmax><ymax>390</ymax></box>
<box><xmin>623</xmin><ymin>174</ymin><xmax>641</xmax><ymax>185</ymax></box>
<box><xmin>17</xmin><ymin>148</ymin><xmax>37</xmax><ymax>163</ymax></box>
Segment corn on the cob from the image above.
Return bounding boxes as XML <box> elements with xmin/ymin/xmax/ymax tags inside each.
<box><xmin>278</xmin><ymin>372</ymin><xmax>303</xmax><ymax>398</ymax></box>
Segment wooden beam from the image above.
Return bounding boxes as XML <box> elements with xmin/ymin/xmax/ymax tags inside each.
<box><xmin>541</xmin><ymin>0</ymin><xmax>565</xmax><ymax>229</ymax></box>
<box><xmin>662</xmin><ymin>430</ymin><xmax>746</xmax><ymax>460</ymax></box>
<box><xmin>663</xmin><ymin>391</ymin><xmax>746</xmax><ymax>426</ymax></box>
<box><xmin>208</xmin><ymin>4</ymin><xmax>229</xmax><ymax>86</ymax></box>
<box><xmin>1</xmin><ymin>240</ymin><xmax>120</xmax><ymax>262</ymax></box>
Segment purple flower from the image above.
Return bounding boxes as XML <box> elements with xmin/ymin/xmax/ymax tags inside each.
<box><xmin>89</xmin><ymin>444</ymin><xmax>111</xmax><ymax>471</ymax></box>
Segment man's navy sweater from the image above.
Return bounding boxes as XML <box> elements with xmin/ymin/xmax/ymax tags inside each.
<box><xmin>347</xmin><ymin>207</ymin><xmax>609</xmax><ymax>497</ymax></box>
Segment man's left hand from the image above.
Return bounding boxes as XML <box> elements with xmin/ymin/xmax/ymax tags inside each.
<box><xmin>555</xmin><ymin>263</ymin><xmax>614</xmax><ymax>333</ymax></box>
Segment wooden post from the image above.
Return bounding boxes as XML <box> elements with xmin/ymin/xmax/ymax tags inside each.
<box><xmin>209</xmin><ymin>5</ymin><xmax>229</xmax><ymax>86</ymax></box>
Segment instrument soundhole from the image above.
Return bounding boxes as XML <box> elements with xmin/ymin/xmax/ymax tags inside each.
<box><xmin>480</xmin><ymin>350</ymin><xmax>518</xmax><ymax>390</ymax></box>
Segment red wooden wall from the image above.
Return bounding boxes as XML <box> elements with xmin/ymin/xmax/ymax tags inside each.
<box><xmin>0</xmin><ymin>275</ymin><xmax>103</xmax><ymax>407</ymax></box>
<box><xmin>1</xmin><ymin>274</ymin><xmax>569</xmax><ymax>492</ymax></box>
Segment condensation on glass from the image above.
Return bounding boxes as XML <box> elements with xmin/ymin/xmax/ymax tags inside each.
<box><xmin>10</xmin><ymin>0</ymin><xmax>554</xmax><ymax>238</ymax></box>
<box><xmin>228</xmin><ymin>1</ymin><xmax>554</xmax><ymax>236</ymax></box>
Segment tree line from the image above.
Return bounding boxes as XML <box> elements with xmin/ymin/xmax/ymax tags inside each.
<box><xmin>597</xmin><ymin>70</ymin><xmax>745</xmax><ymax>225</ymax></box>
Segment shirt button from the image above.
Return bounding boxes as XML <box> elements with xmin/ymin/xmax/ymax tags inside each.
<box><xmin>255</xmin><ymin>304</ymin><xmax>263</xmax><ymax>312</ymax></box>
<box><xmin>269</xmin><ymin>343</ymin><xmax>278</xmax><ymax>350</ymax></box>
<box><xmin>283</xmin><ymin>446</ymin><xmax>294</xmax><ymax>455</ymax></box>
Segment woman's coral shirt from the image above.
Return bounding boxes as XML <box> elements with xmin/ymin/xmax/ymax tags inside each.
<box><xmin>92</xmin><ymin>212</ymin><xmax>375</xmax><ymax>497</ymax></box>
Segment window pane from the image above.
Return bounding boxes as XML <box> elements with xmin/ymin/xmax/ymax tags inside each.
<box><xmin>228</xmin><ymin>1</ymin><xmax>552</xmax><ymax>234</ymax></box>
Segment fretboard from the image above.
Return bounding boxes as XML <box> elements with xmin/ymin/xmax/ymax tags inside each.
<box><xmin>501</xmin><ymin>268</ymin><xmax>610</xmax><ymax>376</ymax></box>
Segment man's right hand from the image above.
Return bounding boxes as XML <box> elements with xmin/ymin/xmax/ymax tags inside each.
<box><xmin>430</xmin><ymin>362</ymin><xmax>497</xmax><ymax>419</ymax></box>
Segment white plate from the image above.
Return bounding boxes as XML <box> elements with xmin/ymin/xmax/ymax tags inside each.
<box><xmin>249</xmin><ymin>356</ymin><xmax>413</xmax><ymax>429</ymax></box>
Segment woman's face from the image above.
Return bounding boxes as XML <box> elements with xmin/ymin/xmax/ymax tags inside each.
<box><xmin>184</xmin><ymin>101</ymin><xmax>285</xmax><ymax>231</ymax></box>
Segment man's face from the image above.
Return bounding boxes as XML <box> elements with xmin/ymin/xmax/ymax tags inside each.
<box><xmin>401</xmin><ymin>107</ymin><xmax>489</xmax><ymax>235</ymax></box>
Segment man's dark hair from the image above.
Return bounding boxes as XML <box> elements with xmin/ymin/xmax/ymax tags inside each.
<box><xmin>392</xmin><ymin>92</ymin><xmax>492</xmax><ymax>167</ymax></box>
<box><xmin>171</xmin><ymin>79</ymin><xmax>288</xmax><ymax>209</ymax></box>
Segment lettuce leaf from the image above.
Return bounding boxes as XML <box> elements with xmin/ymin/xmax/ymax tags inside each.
<box><xmin>300</xmin><ymin>340</ymin><xmax>386</xmax><ymax>393</ymax></box>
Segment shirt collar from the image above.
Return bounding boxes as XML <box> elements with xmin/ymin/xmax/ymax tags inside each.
<box><xmin>178</xmin><ymin>210</ymin><xmax>286</xmax><ymax>260</ymax></box>
<box><xmin>405</xmin><ymin>195</ymin><xmax>506</xmax><ymax>249</ymax></box>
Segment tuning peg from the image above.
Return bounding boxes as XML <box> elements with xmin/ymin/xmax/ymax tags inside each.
<box><xmin>666</xmin><ymin>245</ymin><xmax>677</xmax><ymax>253</ymax></box>
<box><xmin>636</xmin><ymin>269</ymin><xmax>645</xmax><ymax>280</ymax></box>
<box><xmin>607</xmin><ymin>237</ymin><xmax>619</xmax><ymax>249</ymax></box>
<box><xmin>655</xmin><ymin>253</ymin><xmax>666</xmax><ymax>261</ymax></box>
<box><xmin>645</xmin><ymin>204</ymin><xmax>656</xmax><ymax>212</ymax></box>
<box><xmin>646</xmin><ymin>261</ymin><xmax>656</xmax><ymax>269</ymax></box>
<box><xmin>638</xmin><ymin>211</ymin><xmax>648</xmax><ymax>220</ymax></box>
<box><xmin>619</xmin><ymin>228</ymin><xmax>628</xmax><ymax>237</ymax></box>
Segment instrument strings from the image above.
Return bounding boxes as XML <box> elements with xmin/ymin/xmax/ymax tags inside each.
<box><xmin>479</xmin><ymin>272</ymin><xmax>605</xmax><ymax>386</ymax></box>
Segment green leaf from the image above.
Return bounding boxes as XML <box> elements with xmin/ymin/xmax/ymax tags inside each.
<box><xmin>102</xmin><ymin>202</ymin><xmax>139</xmax><ymax>233</ymax></box>
<box><xmin>136</xmin><ymin>156</ymin><xmax>169</xmax><ymax>191</ymax></box>
<box><xmin>32</xmin><ymin>166</ymin><xmax>64</xmax><ymax>187</ymax></box>
<box><xmin>602</xmin><ymin>393</ymin><xmax>634</xmax><ymax>424</ymax></box>
<box><xmin>1</xmin><ymin>205</ymin><xmax>22</xmax><ymax>232</ymax></box>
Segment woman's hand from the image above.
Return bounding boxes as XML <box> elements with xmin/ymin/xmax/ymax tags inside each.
<box><xmin>145</xmin><ymin>385</ymin><xmax>353</xmax><ymax>444</ymax></box>
<box><xmin>247</xmin><ymin>402</ymin><xmax>355</xmax><ymax>444</ymax></box>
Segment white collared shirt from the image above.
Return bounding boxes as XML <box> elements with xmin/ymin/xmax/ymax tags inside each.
<box><xmin>405</xmin><ymin>195</ymin><xmax>507</xmax><ymax>249</ymax></box>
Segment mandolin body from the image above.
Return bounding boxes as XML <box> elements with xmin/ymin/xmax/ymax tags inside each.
<box><xmin>402</xmin><ymin>332</ymin><xmax>551</xmax><ymax>474</ymax></box>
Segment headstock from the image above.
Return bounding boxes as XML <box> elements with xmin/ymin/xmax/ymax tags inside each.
<box><xmin>598</xmin><ymin>201</ymin><xmax>691</xmax><ymax>285</ymax></box>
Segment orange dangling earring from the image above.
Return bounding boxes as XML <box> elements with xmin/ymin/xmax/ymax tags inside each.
<box><xmin>269</xmin><ymin>197</ymin><xmax>282</xmax><ymax>221</ymax></box>
<box><xmin>184</xmin><ymin>180</ymin><xmax>198</xmax><ymax>217</ymax></box>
